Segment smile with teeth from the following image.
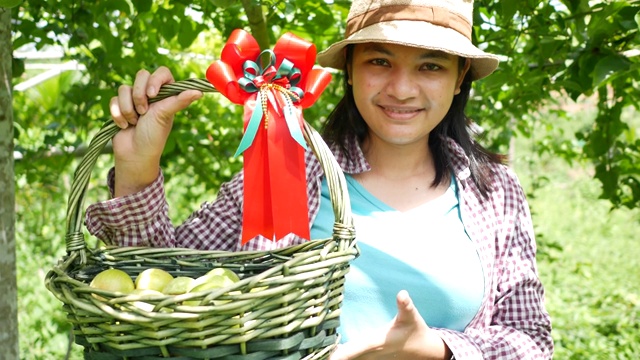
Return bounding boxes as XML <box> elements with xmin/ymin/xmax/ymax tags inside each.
<box><xmin>383</xmin><ymin>107</ymin><xmax>419</xmax><ymax>113</ymax></box>
<box><xmin>379</xmin><ymin>105</ymin><xmax>423</xmax><ymax>118</ymax></box>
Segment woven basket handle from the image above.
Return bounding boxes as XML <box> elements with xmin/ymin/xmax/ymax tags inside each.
<box><xmin>64</xmin><ymin>79</ymin><xmax>354</xmax><ymax>264</ymax></box>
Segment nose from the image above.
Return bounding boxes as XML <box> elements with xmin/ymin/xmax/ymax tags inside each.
<box><xmin>383</xmin><ymin>67</ymin><xmax>419</xmax><ymax>101</ymax></box>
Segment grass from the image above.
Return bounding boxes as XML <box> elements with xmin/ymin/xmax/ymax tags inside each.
<box><xmin>524</xmin><ymin>167</ymin><xmax>640</xmax><ymax>359</ymax></box>
<box><xmin>15</xmin><ymin>112</ymin><xmax>640</xmax><ymax>359</ymax></box>
<box><xmin>513</xmin><ymin>110</ymin><xmax>640</xmax><ymax>359</ymax></box>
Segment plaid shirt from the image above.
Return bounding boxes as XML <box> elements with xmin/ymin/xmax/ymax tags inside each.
<box><xmin>85</xmin><ymin>137</ymin><xmax>553</xmax><ymax>359</ymax></box>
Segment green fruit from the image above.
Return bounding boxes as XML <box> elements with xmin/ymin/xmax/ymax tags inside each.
<box><xmin>204</xmin><ymin>267</ymin><xmax>240</xmax><ymax>283</ymax></box>
<box><xmin>0</xmin><ymin>0</ymin><xmax>23</xmax><ymax>8</ymax></box>
<box><xmin>135</xmin><ymin>268</ymin><xmax>174</xmax><ymax>292</ymax></box>
<box><xmin>184</xmin><ymin>273</ymin><xmax>238</xmax><ymax>306</ymax></box>
<box><xmin>189</xmin><ymin>274</ymin><xmax>236</xmax><ymax>293</ymax></box>
<box><xmin>89</xmin><ymin>269</ymin><xmax>135</xmax><ymax>297</ymax></box>
<box><xmin>129</xmin><ymin>289</ymin><xmax>164</xmax><ymax>312</ymax></box>
<box><xmin>162</xmin><ymin>276</ymin><xmax>195</xmax><ymax>295</ymax></box>
<box><xmin>131</xmin><ymin>288</ymin><xmax>164</xmax><ymax>296</ymax></box>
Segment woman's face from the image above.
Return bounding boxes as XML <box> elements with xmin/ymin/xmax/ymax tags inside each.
<box><xmin>348</xmin><ymin>43</ymin><xmax>470</xmax><ymax>149</ymax></box>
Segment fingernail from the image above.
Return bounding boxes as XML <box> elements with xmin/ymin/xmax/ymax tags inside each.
<box><xmin>116</xmin><ymin>120</ymin><xmax>128</xmax><ymax>129</ymax></box>
<box><xmin>136</xmin><ymin>105</ymin><xmax>146</xmax><ymax>115</ymax></box>
<box><xmin>147</xmin><ymin>86</ymin><xmax>156</xmax><ymax>97</ymax></box>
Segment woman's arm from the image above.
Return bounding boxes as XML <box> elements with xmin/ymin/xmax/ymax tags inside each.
<box><xmin>436</xmin><ymin>171</ymin><xmax>553</xmax><ymax>359</ymax></box>
<box><xmin>84</xmin><ymin>169</ymin><xmax>244</xmax><ymax>251</ymax></box>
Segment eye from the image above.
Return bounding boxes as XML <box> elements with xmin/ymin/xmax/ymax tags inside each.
<box><xmin>421</xmin><ymin>63</ymin><xmax>442</xmax><ymax>71</ymax></box>
<box><xmin>370</xmin><ymin>58</ymin><xmax>390</xmax><ymax>66</ymax></box>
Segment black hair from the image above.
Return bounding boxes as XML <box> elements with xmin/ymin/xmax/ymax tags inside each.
<box><xmin>321</xmin><ymin>45</ymin><xmax>505</xmax><ymax>197</ymax></box>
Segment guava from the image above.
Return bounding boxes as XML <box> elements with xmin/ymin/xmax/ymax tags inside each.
<box><xmin>89</xmin><ymin>268</ymin><xmax>135</xmax><ymax>295</ymax></box>
<box><xmin>162</xmin><ymin>276</ymin><xmax>195</xmax><ymax>295</ymax></box>
<box><xmin>204</xmin><ymin>267</ymin><xmax>240</xmax><ymax>283</ymax></box>
<box><xmin>129</xmin><ymin>289</ymin><xmax>164</xmax><ymax>312</ymax></box>
<box><xmin>189</xmin><ymin>274</ymin><xmax>236</xmax><ymax>293</ymax></box>
<box><xmin>135</xmin><ymin>268</ymin><xmax>174</xmax><ymax>292</ymax></box>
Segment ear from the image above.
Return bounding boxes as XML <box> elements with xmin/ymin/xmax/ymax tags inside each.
<box><xmin>345</xmin><ymin>46</ymin><xmax>353</xmax><ymax>85</ymax></box>
<box><xmin>454</xmin><ymin>58</ymin><xmax>471</xmax><ymax>95</ymax></box>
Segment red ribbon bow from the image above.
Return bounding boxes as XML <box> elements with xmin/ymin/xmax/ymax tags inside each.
<box><xmin>206</xmin><ymin>29</ymin><xmax>332</xmax><ymax>245</ymax></box>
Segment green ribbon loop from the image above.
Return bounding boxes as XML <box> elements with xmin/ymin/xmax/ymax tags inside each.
<box><xmin>239</xmin><ymin>61</ymin><xmax>261</xmax><ymax>92</ymax></box>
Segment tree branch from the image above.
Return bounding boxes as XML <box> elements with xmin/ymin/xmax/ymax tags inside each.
<box><xmin>240</xmin><ymin>0</ymin><xmax>270</xmax><ymax>49</ymax></box>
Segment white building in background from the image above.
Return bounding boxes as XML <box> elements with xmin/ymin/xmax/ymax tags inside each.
<box><xmin>13</xmin><ymin>45</ymin><xmax>86</xmax><ymax>92</ymax></box>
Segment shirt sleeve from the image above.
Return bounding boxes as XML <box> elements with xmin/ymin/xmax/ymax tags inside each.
<box><xmin>84</xmin><ymin>168</ymin><xmax>176</xmax><ymax>248</ymax></box>
<box><xmin>434</xmin><ymin>170</ymin><xmax>553</xmax><ymax>359</ymax></box>
<box><xmin>84</xmin><ymin>168</ymin><xmax>245</xmax><ymax>250</ymax></box>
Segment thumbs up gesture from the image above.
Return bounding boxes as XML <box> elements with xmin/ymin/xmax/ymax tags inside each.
<box><xmin>330</xmin><ymin>290</ymin><xmax>452</xmax><ymax>360</ymax></box>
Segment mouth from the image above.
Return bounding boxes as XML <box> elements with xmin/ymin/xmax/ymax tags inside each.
<box><xmin>378</xmin><ymin>105</ymin><xmax>423</xmax><ymax>119</ymax></box>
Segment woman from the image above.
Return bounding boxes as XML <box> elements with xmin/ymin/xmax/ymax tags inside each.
<box><xmin>87</xmin><ymin>0</ymin><xmax>553</xmax><ymax>358</ymax></box>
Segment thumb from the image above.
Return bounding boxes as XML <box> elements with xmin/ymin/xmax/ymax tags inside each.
<box><xmin>150</xmin><ymin>89</ymin><xmax>203</xmax><ymax>122</ymax></box>
<box><xmin>394</xmin><ymin>290</ymin><xmax>424</xmax><ymax>326</ymax></box>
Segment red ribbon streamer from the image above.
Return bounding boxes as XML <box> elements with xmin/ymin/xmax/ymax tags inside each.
<box><xmin>206</xmin><ymin>29</ymin><xmax>332</xmax><ymax>245</ymax></box>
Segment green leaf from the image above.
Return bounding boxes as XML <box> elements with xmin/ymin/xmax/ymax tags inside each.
<box><xmin>157</xmin><ymin>9</ymin><xmax>179</xmax><ymax>43</ymax></box>
<box><xmin>177</xmin><ymin>20</ymin><xmax>198</xmax><ymax>49</ymax></box>
<box><xmin>635</xmin><ymin>9</ymin><xmax>640</xmax><ymax>29</ymax></box>
<box><xmin>501</xmin><ymin>0</ymin><xmax>519</xmax><ymax>19</ymax></box>
<box><xmin>12</xmin><ymin>57</ymin><xmax>25</xmax><ymax>78</ymax></box>
<box><xmin>132</xmin><ymin>0</ymin><xmax>152</xmax><ymax>13</ymax></box>
<box><xmin>97</xmin><ymin>0</ymin><xmax>131</xmax><ymax>14</ymax></box>
<box><xmin>592</xmin><ymin>54</ymin><xmax>631</xmax><ymax>88</ymax></box>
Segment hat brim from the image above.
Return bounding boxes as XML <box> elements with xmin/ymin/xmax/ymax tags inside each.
<box><xmin>317</xmin><ymin>20</ymin><xmax>500</xmax><ymax>80</ymax></box>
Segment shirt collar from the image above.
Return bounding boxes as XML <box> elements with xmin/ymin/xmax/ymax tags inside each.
<box><xmin>444</xmin><ymin>137</ymin><xmax>472</xmax><ymax>181</ymax></box>
<box><xmin>329</xmin><ymin>134</ymin><xmax>371</xmax><ymax>175</ymax></box>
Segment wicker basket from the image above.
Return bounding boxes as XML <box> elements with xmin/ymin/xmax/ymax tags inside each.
<box><xmin>45</xmin><ymin>79</ymin><xmax>358</xmax><ymax>360</ymax></box>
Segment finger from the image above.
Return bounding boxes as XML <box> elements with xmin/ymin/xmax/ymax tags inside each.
<box><xmin>117</xmin><ymin>84</ymin><xmax>140</xmax><ymax>126</ymax></box>
<box><xmin>147</xmin><ymin>66</ymin><xmax>175</xmax><ymax>98</ymax></box>
<box><xmin>394</xmin><ymin>290</ymin><xmax>424</xmax><ymax>326</ymax></box>
<box><xmin>109</xmin><ymin>96</ymin><xmax>129</xmax><ymax>129</ymax></box>
<box><xmin>147</xmin><ymin>89</ymin><xmax>203</xmax><ymax>124</ymax></box>
<box><xmin>132</xmin><ymin>69</ymin><xmax>151</xmax><ymax>115</ymax></box>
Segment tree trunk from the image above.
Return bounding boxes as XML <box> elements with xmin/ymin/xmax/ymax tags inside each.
<box><xmin>240</xmin><ymin>0</ymin><xmax>270</xmax><ymax>49</ymax></box>
<box><xmin>0</xmin><ymin>6</ymin><xmax>19</xmax><ymax>358</ymax></box>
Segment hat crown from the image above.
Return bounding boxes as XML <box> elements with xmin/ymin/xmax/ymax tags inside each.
<box><xmin>346</xmin><ymin>0</ymin><xmax>474</xmax><ymax>40</ymax></box>
<box><xmin>317</xmin><ymin>0</ymin><xmax>499</xmax><ymax>80</ymax></box>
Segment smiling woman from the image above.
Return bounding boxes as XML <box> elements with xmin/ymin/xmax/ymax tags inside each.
<box><xmin>345</xmin><ymin>43</ymin><xmax>470</xmax><ymax>211</ymax></box>
<box><xmin>349</xmin><ymin>44</ymin><xmax>467</xmax><ymax>147</ymax></box>
<box><xmin>84</xmin><ymin>0</ymin><xmax>553</xmax><ymax>359</ymax></box>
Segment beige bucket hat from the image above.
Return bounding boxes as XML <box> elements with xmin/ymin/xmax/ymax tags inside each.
<box><xmin>317</xmin><ymin>0</ymin><xmax>500</xmax><ymax>80</ymax></box>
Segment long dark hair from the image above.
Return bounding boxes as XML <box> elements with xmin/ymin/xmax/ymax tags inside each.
<box><xmin>322</xmin><ymin>45</ymin><xmax>505</xmax><ymax>197</ymax></box>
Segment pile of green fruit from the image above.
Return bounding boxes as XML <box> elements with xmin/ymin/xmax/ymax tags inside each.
<box><xmin>88</xmin><ymin>267</ymin><xmax>241</xmax><ymax>309</ymax></box>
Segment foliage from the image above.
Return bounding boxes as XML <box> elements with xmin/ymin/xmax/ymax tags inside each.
<box><xmin>10</xmin><ymin>0</ymin><xmax>640</xmax><ymax>209</ymax></box>
<box><xmin>526</xmin><ymin>163</ymin><xmax>640</xmax><ymax>360</ymax></box>
<box><xmin>9</xmin><ymin>0</ymin><xmax>640</xmax><ymax>358</ymax></box>
<box><xmin>470</xmin><ymin>0</ymin><xmax>640</xmax><ymax>210</ymax></box>
<box><xmin>513</xmin><ymin>109</ymin><xmax>640</xmax><ymax>359</ymax></box>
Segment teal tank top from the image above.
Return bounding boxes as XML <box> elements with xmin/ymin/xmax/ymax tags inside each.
<box><xmin>311</xmin><ymin>175</ymin><xmax>484</xmax><ymax>342</ymax></box>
